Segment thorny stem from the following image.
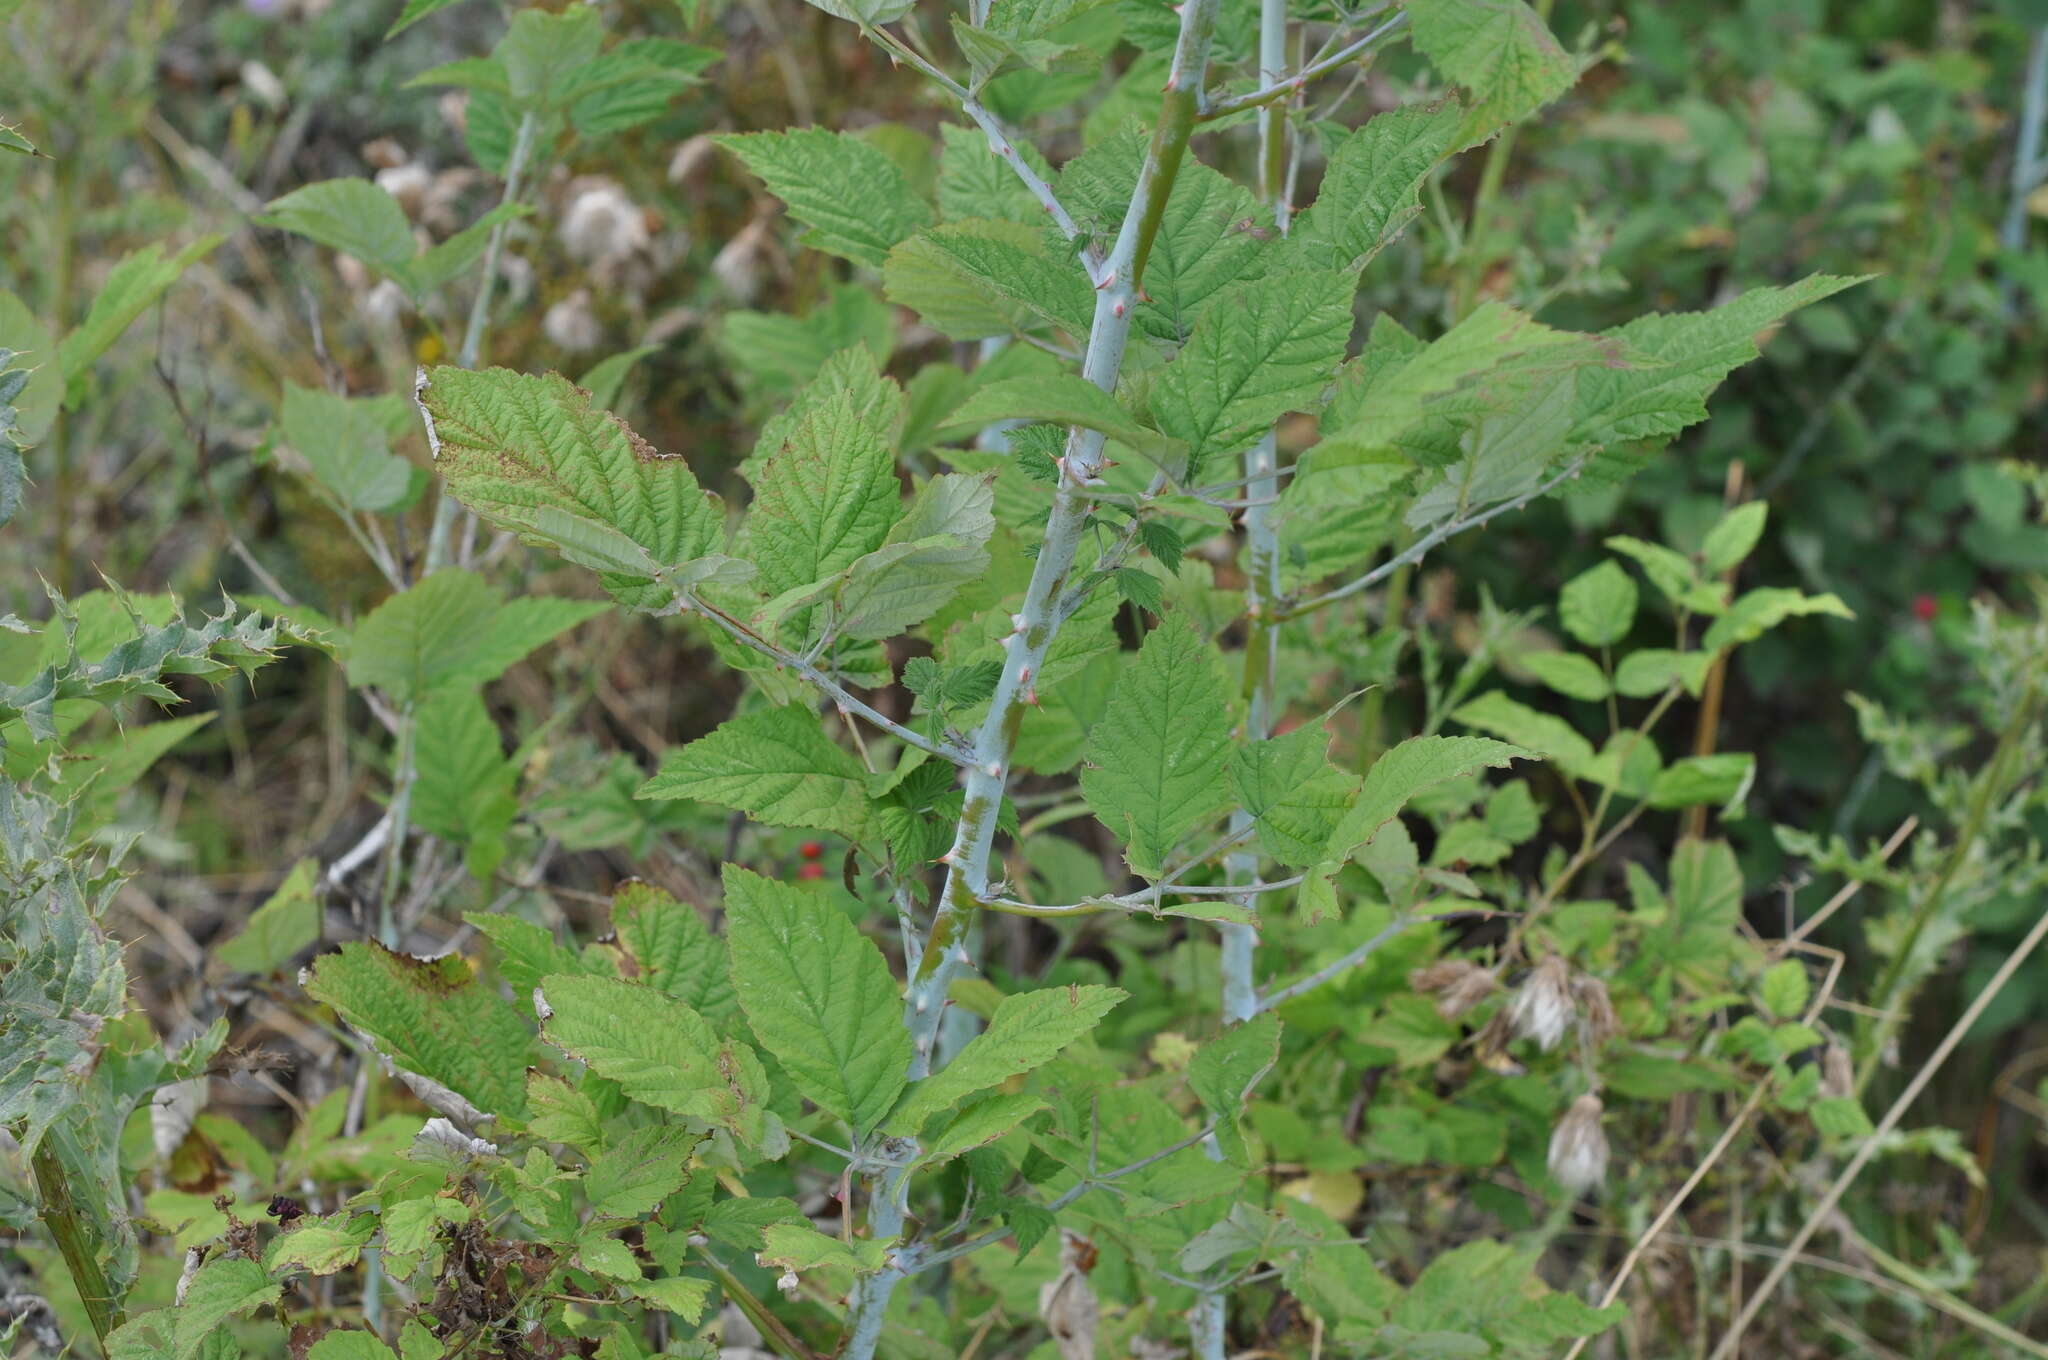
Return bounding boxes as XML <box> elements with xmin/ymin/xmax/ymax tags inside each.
<box><xmin>692</xmin><ymin>1247</ymin><xmax>821</xmax><ymax>1360</ymax></box>
<box><xmin>2000</xmin><ymin>27</ymin><xmax>2048</xmax><ymax>257</ymax></box>
<box><xmin>1197</xmin><ymin>11</ymin><xmax>1407</xmax><ymax>121</ymax></box>
<box><xmin>426</xmin><ymin>108</ymin><xmax>540</xmax><ymax>576</ymax></box>
<box><xmin>31</xmin><ymin>1138</ymin><xmax>124</xmax><ymax>1349</ymax></box>
<box><xmin>900</xmin><ymin>0</ymin><xmax>1223</xmax><ymax>1079</ymax></box>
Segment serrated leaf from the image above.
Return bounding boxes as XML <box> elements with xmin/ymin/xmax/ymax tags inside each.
<box><xmin>722</xmin><ymin>865</ymin><xmax>910</xmax><ymax>1135</ymax></box>
<box><xmin>1758</xmin><ymin>959</ymin><xmax>1810</xmax><ymax>1020</ymax></box>
<box><xmin>497</xmin><ymin>6</ymin><xmax>603</xmax><ymax>105</ymax></box>
<box><xmin>1132</xmin><ymin>157</ymin><xmax>1268</xmax><ymax>340</ymax></box>
<box><xmin>759</xmin><ymin>1222</ymin><xmax>892</xmax><ymax>1275</ymax></box>
<box><xmin>307</xmin><ymin>1333</ymin><xmax>397</xmax><ymax>1360</ymax></box>
<box><xmin>305</xmin><ymin>943</ymin><xmax>533</xmax><ymax>1119</ymax></box>
<box><xmin>886</xmin><ymin>222</ymin><xmax>1095</xmax><ymax>338</ymax></box>
<box><xmin>1289</xmin><ymin>101</ymin><xmax>1464</xmax><ymax>271</ymax></box>
<box><xmin>344</xmin><ymin>569</ymin><xmax>604</xmax><ymax>702</ymax></box>
<box><xmin>172</xmin><ymin>1258</ymin><xmax>278</xmax><ymax>1358</ymax></box>
<box><xmin>1409</xmin><ymin>0</ymin><xmax>1575</xmax><ymax>136</ymax></box>
<box><xmin>1571</xmin><ymin>276</ymin><xmax>1868</xmax><ymax>450</ymax></box>
<box><xmin>638</xmin><ymin>704</ymin><xmax>872</xmax><ymax>840</ymax></box>
<box><xmin>260</xmin><ymin>179</ymin><xmax>415</xmax><ymax>282</ymax></box>
<box><xmin>420</xmin><ymin>367</ymin><xmax>730</xmax><ymax>610</ymax></box>
<box><xmin>214</xmin><ymin>859</ymin><xmax>319</xmax><ymax>975</ymax></box>
<box><xmin>611</xmin><ymin>880</ymin><xmax>734</xmax><ymax>1019</ymax></box>
<box><xmin>630</xmin><ymin>1276</ymin><xmax>712</xmax><ymax>1321</ymax></box>
<box><xmin>743</xmin><ymin>391</ymin><xmax>901</xmax><ymax>609</ymax></box>
<box><xmin>922</xmin><ymin>1091</ymin><xmax>1045</xmax><ymax>1164</ymax></box>
<box><xmin>1327</xmin><ymin>734</ymin><xmax>1530</xmax><ymax>858</ymax></box>
<box><xmin>1558</xmin><ymin>560</ymin><xmax>1636</xmax><ymax>647</ymax></box>
<box><xmin>821</xmin><ymin>473</ymin><xmax>996</xmax><ymax>639</ymax></box>
<box><xmin>585</xmin><ymin>1125</ymin><xmax>694</xmax><ymax>1219</ymax></box>
<box><xmin>937</xmin><ymin>122</ymin><xmax>1050</xmax><ymax>225</ymax></box>
<box><xmin>1646</xmin><ymin>753</ymin><xmax>1754</xmax><ymax>813</ymax></box>
<box><xmin>1612</xmin><ymin>648</ymin><xmax>1711</xmax><ymax>698</ymax></box>
<box><xmin>1080</xmin><ymin>618</ymin><xmax>1236</xmax><ymax>876</ymax></box>
<box><xmin>719</xmin><ymin>128</ymin><xmax>932</xmax><ymax>268</ymax></box>
<box><xmin>1189</xmin><ymin>1014</ymin><xmax>1280</xmax><ymax>1163</ymax></box>
<box><xmin>411</xmin><ymin>688</ymin><xmax>516</xmax><ymax>874</ymax></box>
<box><xmin>405</xmin><ymin>202</ymin><xmax>531</xmax><ymax>299</ymax></box>
<box><xmin>1229</xmin><ymin>722</ymin><xmax>1361</xmax><ymax>867</ymax></box>
<box><xmin>265</xmin><ymin>1214</ymin><xmax>377</xmax><ymax>1275</ymax></box>
<box><xmin>1150</xmin><ymin>270</ymin><xmax>1356</xmax><ymax>480</ymax></box>
<box><xmin>887</xmin><ymin>984</ymin><xmax>1124</xmax><ymax>1133</ymax></box>
<box><xmin>538</xmin><ymin>973</ymin><xmax>769</xmax><ymax>1144</ymax></box>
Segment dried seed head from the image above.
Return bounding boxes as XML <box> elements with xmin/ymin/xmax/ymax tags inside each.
<box><xmin>1571</xmin><ymin>972</ymin><xmax>1619</xmax><ymax>1048</ymax></box>
<box><xmin>1548</xmin><ymin>1093</ymin><xmax>1609</xmax><ymax>1195</ymax></box>
<box><xmin>375</xmin><ymin>162</ymin><xmax>432</xmax><ymax>220</ymax></box>
<box><xmin>1820</xmin><ymin>1042</ymin><xmax>1854</xmax><ymax>1101</ymax></box>
<box><xmin>1511</xmin><ymin>953</ymin><xmax>1574</xmax><ymax>1051</ymax></box>
<box><xmin>711</xmin><ymin>214</ymin><xmax>778</xmax><ymax>305</ymax></box>
<box><xmin>542</xmin><ymin>288</ymin><xmax>602</xmax><ymax>353</ymax></box>
<box><xmin>1411</xmin><ymin>958</ymin><xmax>1498</xmax><ymax>1021</ymax></box>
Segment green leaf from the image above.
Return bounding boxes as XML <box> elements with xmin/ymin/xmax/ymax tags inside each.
<box><xmin>382</xmin><ymin>1198</ymin><xmax>469</xmax><ymax>1260</ymax></box>
<box><xmin>585</xmin><ymin>1125</ymin><xmax>694</xmax><ymax>1219</ymax></box>
<box><xmin>307</xmin><ymin>1332</ymin><xmax>397</xmax><ymax>1360</ymax></box>
<box><xmin>1613</xmin><ymin>648</ymin><xmax>1711</xmax><ymax>698</ymax></box>
<box><xmin>792</xmin><ymin>0</ymin><xmax>915</xmax><ymax>26</ymax></box>
<box><xmin>260</xmin><ymin>179</ymin><xmax>415</xmax><ymax>281</ymax></box>
<box><xmin>1189</xmin><ymin>1014</ymin><xmax>1280</xmax><ymax>1163</ymax></box>
<box><xmin>886</xmin><ymin>222</ymin><xmax>1094</xmax><ymax>339</ymax></box>
<box><xmin>304</xmin><ymin>942</ymin><xmax>533</xmax><ymax>1119</ymax></box>
<box><xmin>1446</xmin><ymin>693</ymin><xmax>1591</xmax><ymax>774</ymax></box>
<box><xmin>1758</xmin><ymin>959</ymin><xmax>1810</xmax><ymax>1020</ymax></box>
<box><xmin>759</xmin><ymin>1222</ymin><xmax>892</xmax><ymax>1276</ymax></box>
<box><xmin>404</xmin><ymin>203</ymin><xmax>530</xmax><ymax>299</ymax></box>
<box><xmin>344</xmin><ymin>569</ymin><xmax>604</xmax><ymax>702</ymax></box>
<box><xmin>497</xmin><ymin>6</ymin><xmax>604</xmax><ymax>105</ymax></box>
<box><xmin>1229</xmin><ymin>721</ymin><xmax>1361</xmax><ymax>867</ymax></box>
<box><xmin>1129</xmin><ymin>157</ymin><xmax>1268</xmax><ymax>340</ymax></box>
<box><xmin>921</xmin><ymin>1091</ymin><xmax>1045</xmax><ymax>1164</ymax></box>
<box><xmin>630</xmin><ymin>1276</ymin><xmax>713</xmax><ymax>1322</ymax></box>
<box><xmin>1700</xmin><ymin>587</ymin><xmax>1853</xmax><ymax>652</ymax></box>
<box><xmin>638</xmin><ymin>704</ymin><xmax>873</xmax><ymax>841</ymax></box>
<box><xmin>538</xmin><ymin>973</ymin><xmax>770</xmax><ymax>1144</ymax></box>
<box><xmin>466</xmin><ymin>913</ymin><xmax>592</xmax><ymax>998</ymax></box>
<box><xmin>946</xmin><ymin>375</ymin><xmax>1186</xmax><ymax>470</ymax></box>
<box><xmin>0</xmin><ymin>118</ymin><xmax>39</xmax><ymax>157</ymax></box>
<box><xmin>1646</xmin><ymin>753</ymin><xmax>1754</xmax><ymax>813</ymax></box>
<box><xmin>1150</xmin><ymin>270</ymin><xmax>1356</xmax><ymax>479</ymax></box>
<box><xmin>411</xmin><ymin>688</ymin><xmax>517</xmax><ymax>876</ymax></box>
<box><xmin>723</xmin><ymin>865</ymin><xmax>911</xmax><ymax>1136</ymax></box>
<box><xmin>1571</xmin><ymin>276</ymin><xmax>1868</xmax><ymax>450</ymax></box>
<box><xmin>887</xmin><ymin>984</ymin><xmax>1124</xmax><ymax>1133</ymax></box>
<box><xmin>173</xmin><ymin>1258</ymin><xmax>278</xmax><ymax>1359</ymax></box>
<box><xmin>1701</xmin><ymin>501</ymin><xmax>1768</xmax><ymax>573</ymax></box>
<box><xmin>1080</xmin><ymin>618</ymin><xmax>1236</xmax><ymax>876</ymax></box>
<box><xmin>265</xmin><ymin>1214</ymin><xmax>378</xmax><ymax>1275</ymax></box>
<box><xmin>742</xmin><ymin>391</ymin><xmax>905</xmax><ymax>610</ymax></box>
<box><xmin>58</xmin><ymin>237</ymin><xmax>223</xmax><ymax>392</ymax></box>
<box><xmin>278</xmin><ymin>383</ymin><xmax>418</xmax><ymax>514</ymax></box>
<box><xmin>578</xmin><ymin>344</ymin><xmax>662</xmax><ymax>411</ymax></box>
<box><xmin>1558</xmin><ymin>561</ymin><xmax>1636</xmax><ymax>648</ymax></box>
<box><xmin>718</xmin><ymin>128</ymin><xmax>932</xmax><ymax>268</ymax></box>
<box><xmin>820</xmin><ymin>473</ymin><xmax>997</xmax><ymax>640</ymax></box>
<box><xmin>937</xmin><ymin>122</ymin><xmax>1049</xmax><ymax>225</ymax></box>
<box><xmin>1516</xmin><ymin>650</ymin><xmax>1610</xmax><ymax>702</ymax></box>
<box><xmin>214</xmin><ymin>859</ymin><xmax>319</xmax><ymax>974</ymax></box>
<box><xmin>419</xmin><ymin>367</ymin><xmax>732</xmax><ymax>610</ymax></box>
<box><xmin>611</xmin><ymin>880</ymin><xmax>735</xmax><ymax>1019</ymax></box>
<box><xmin>1327</xmin><ymin>734</ymin><xmax>1529</xmax><ymax>858</ymax></box>
<box><xmin>1289</xmin><ymin>102</ymin><xmax>1464</xmax><ymax>272</ymax></box>
<box><xmin>1408</xmin><ymin>0</ymin><xmax>1575</xmax><ymax>136</ymax></box>
<box><xmin>388</xmin><ymin>0</ymin><xmax>469</xmax><ymax>36</ymax></box>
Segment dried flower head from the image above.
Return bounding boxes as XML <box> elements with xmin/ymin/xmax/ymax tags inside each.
<box><xmin>376</xmin><ymin>163</ymin><xmax>432</xmax><ymax>221</ymax></box>
<box><xmin>1511</xmin><ymin>953</ymin><xmax>1574</xmax><ymax>1051</ymax></box>
<box><xmin>712</xmin><ymin>214</ymin><xmax>779</xmax><ymax>305</ymax></box>
<box><xmin>1548</xmin><ymin>1092</ymin><xmax>1608</xmax><ymax>1195</ymax></box>
<box><xmin>1820</xmin><ymin>1042</ymin><xmax>1854</xmax><ymax>1100</ymax></box>
<box><xmin>560</xmin><ymin>177</ymin><xmax>657</xmax><ymax>289</ymax></box>
<box><xmin>1411</xmin><ymin>957</ymin><xmax>1498</xmax><ymax>1020</ymax></box>
<box><xmin>1571</xmin><ymin>972</ymin><xmax>1619</xmax><ymax>1048</ymax></box>
<box><xmin>543</xmin><ymin>289</ymin><xmax>602</xmax><ymax>353</ymax></box>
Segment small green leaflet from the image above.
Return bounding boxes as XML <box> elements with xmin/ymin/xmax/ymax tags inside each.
<box><xmin>418</xmin><ymin>367</ymin><xmax>734</xmax><ymax>610</ymax></box>
<box><xmin>304</xmin><ymin>942</ymin><xmax>533</xmax><ymax>1119</ymax></box>
<box><xmin>789</xmin><ymin>472</ymin><xmax>998</xmax><ymax>641</ymax></box>
<box><xmin>1229</xmin><ymin>721</ymin><xmax>1361</xmax><ymax>867</ymax></box>
<box><xmin>260</xmin><ymin>179</ymin><xmax>416</xmax><ymax>283</ymax></box>
<box><xmin>387</xmin><ymin>0</ymin><xmax>469</xmax><ymax>36</ymax></box>
<box><xmin>722</xmin><ymin>866</ymin><xmax>912</xmax><ymax>1136</ymax></box>
<box><xmin>169</xmin><ymin>1258</ymin><xmax>280</xmax><ymax>1359</ymax></box>
<box><xmin>1326</xmin><ymin>734</ymin><xmax>1529</xmax><ymax>858</ymax></box>
<box><xmin>886</xmin><ymin>984</ymin><xmax>1126</xmax><ymax>1133</ymax></box>
<box><xmin>886</xmin><ymin>223</ymin><xmax>1096</xmax><ymax>339</ymax></box>
<box><xmin>1288</xmin><ymin>102</ymin><xmax>1464</xmax><ymax>272</ymax></box>
<box><xmin>638</xmin><ymin>703</ymin><xmax>873</xmax><ymax>841</ymax></box>
<box><xmin>1080</xmin><ymin>618</ymin><xmax>1237</xmax><ymax>876</ymax></box>
<box><xmin>343</xmin><ymin>569</ymin><xmax>605</xmax><ymax>703</ymax></box>
<box><xmin>1447</xmin><ymin>693</ymin><xmax>1592</xmax><ymax>774</ymax></box>
<box><xmin>1189</xmin><ymin>1013</ymin><xmax>1280</xmax><ymax>1163</ymax></box>
<box><xmin>277</xmin><ymin>382</ymin><xmax>419</xmax><ymax>514</ymax></box>
<box><xmin>1558</xmin><ymin>560</ymin><xmax>1637</xmax><ymax>647</ymax></box>
<box><xmin>1700</xmin><ymin>587</ymin><xmax>1853</xmax><ymax>651</ymax></box>
<box><xmin>57</xmin><ymin>237</ymin><xmax>223</xmax><ymax>395</ymax></box>
<box><xmin>213</xmin><ymin>859</ymin><xmax>319</xmax><ymax>975</ymax></box>
<box><xmin>719</xmin><ymin>128</ymin><xmax>932</xmax><ymax>268</ymax></box>
<box><xmin>1150</xmin><ymin>270</ymin><xmax>1357</xmax><ymax>480</ymax></box>
<box><xmin>410</xmin><ymin>687</ymin><xmax>517</xmax><ymax>878</ymax></box>
<box><xmin>537</xmin><ymin>973</ymin><xmax>770</xmax><ymax>1144</ymax></box>
<box><xmin>584</xmin><ymin>1126</ymin><xmax>694</xmax><ymax>1219</ymax></box>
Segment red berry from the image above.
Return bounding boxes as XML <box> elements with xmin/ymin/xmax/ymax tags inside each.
<box><xmin>798</xmin><ymin>862</ymin><xmax>825</xmax><ymax>881</ymax></box>
<box><xmin>799</xmin><ymin>840</ymin><xmax>824</xmax><ymax>860</ymax></box>
<box><xmin>1912</xmin><ymin>593</ymin><xmax>1937</xmax><ymax>624</ymax></box>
